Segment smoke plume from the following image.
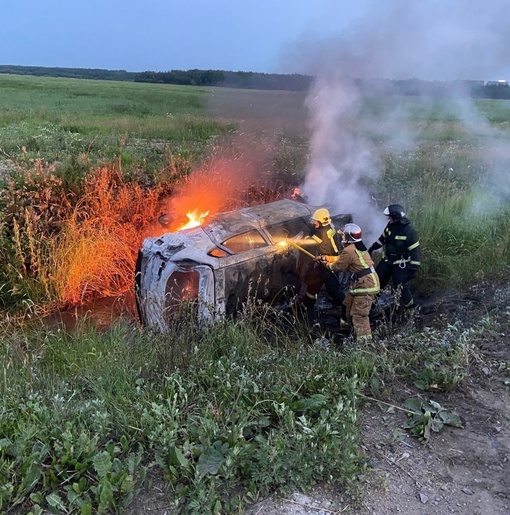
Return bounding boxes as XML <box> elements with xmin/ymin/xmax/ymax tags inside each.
<box><xmin>287</xmin><ymin>0</ymin><xmax>510</xmax><ymax>239</ymax></box>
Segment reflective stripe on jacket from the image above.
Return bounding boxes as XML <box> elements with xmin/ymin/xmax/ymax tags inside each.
<box><xmin>370</xmin><ymin>217</ymin><xmax>421</xmax><ymax>267</ymax></box>
<box><xmin>328</xmin><ymin>243</ymin><xmax>380</xmax><ymax>295</ymax></box>
<box><xmin>311</xmin><ymin>224</ymin><xmax>339</xmax><ymax>255</ymax></box>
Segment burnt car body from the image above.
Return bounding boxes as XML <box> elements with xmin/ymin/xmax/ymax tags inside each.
<box><xmin>135</xmin><ymin>199</ymin><xmax>351</xmax><ymax>331</ymax></box>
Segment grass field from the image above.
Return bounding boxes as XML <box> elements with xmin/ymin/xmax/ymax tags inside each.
<box><xmin>1</xmin><ymin>74</ymin><xmax>510</xmax><ymax>514</ymax></box>
<box><xmin>0</xmin><ymin>74</ymin><xmax>234</xmax><ymax>174</ymax></box>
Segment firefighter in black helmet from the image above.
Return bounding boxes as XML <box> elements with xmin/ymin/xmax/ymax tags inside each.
<box><xmin>368</xmin><ymin>204</ymin><xmax>421</xmax><ymax>309</ymax></box>
<box><xmin>300</xmin><ymin>207</ymin><xmax>344</xmax><ymax>312</ymax></box>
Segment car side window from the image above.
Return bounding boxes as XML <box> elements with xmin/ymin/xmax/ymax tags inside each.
<box><xmin>265</xmin><ymin>218</ymin><xmax>310</xmax><ymax>243</ymax></box>
<box><xmin>222</xmin><ymin>230</ymin><xmax>268</xmax><ymax>253</ymax></box>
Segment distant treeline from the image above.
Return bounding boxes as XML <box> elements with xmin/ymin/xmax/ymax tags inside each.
<box><xmin>1</xmin><ymin>65</ymin><xmax>510</xmax><ymax>99</ymax></box>
<box><xmin>0</xmin><ymin>65</ymin><xmax>134</xmax><ymax>82</ymax></box>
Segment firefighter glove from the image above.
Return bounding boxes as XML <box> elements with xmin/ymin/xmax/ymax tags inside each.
<box><xmin>315</xmin><ymin>255</ymin><xmax>335</xmax><ymax>268</ymax></box>
<box><xmin>315</xmin><ymin>255</ymin><xmax>328</xmax><ymax>266</ymax></box>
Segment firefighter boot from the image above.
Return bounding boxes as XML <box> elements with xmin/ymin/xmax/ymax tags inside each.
<box><xmin>339</xmin><ymin>306</ymin><xmax>352</xmax><ymax>331</ymax></box>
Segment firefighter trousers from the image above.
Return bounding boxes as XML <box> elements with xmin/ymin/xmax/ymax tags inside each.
<box><xmin>375</xmin><ymin>260</ymin><xmax>414</xmax><ymax>308</ymax></box>
<box><xmin>302</xmin><ymin>261</ymin><xmax>345</xmax><ymax>307</ymax></box>
<box><xmin>343</xmin><ymin>293</ymin><xmax>376</xmax><ymax>338</ymax></box>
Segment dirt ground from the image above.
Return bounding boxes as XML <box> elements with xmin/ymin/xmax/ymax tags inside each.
<box><xmin>127</xmin><ymin>282</ymin><xmax>510</xmax><ymax>515</ymax></box>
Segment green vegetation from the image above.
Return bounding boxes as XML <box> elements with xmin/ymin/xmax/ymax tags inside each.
<box><xmin>1</xmin><ymin>303</ymin><xmax>492</xmax><ymax>514</ymax></box>
<box><xmin>0</xmin><ymin>74</ymin><xmax>233</xmax><ymax>176</ymax></box>
<box><xmin>0</xmin><ymin>74</ymin><xmax>509</xmax><ymax>513</ymax></box>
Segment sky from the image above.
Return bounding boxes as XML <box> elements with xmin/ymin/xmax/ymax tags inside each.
<box><xmin>2</xmin><ymin>0</ymin><xmax>369</xmax><ymax>73</ymax></box>
<box><xmin>3</xmin><ymin>1</ymin><xmax>509</xmax><ymax>80</ymax></box>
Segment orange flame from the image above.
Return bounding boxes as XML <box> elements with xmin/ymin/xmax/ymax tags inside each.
<box><xmin>179</xmin><ymin>210</ymin><xmax>210</xmax><ymax>230</ymax></box>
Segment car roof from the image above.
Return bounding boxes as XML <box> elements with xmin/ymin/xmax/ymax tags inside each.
<box><xmin>142</xmin><ymin>199</ymin><xmax>318</xmax><ymax>264</ymax></box>
<box><xmin>202</xmin><ymin>199</ymin><xmax>315</xmax><ymax>246</ymax></box>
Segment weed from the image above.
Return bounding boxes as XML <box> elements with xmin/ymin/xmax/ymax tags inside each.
<box><xmin>402</xmin><ymin>398</ymin><xmax>464</xmax><ymax>443</ymax></box>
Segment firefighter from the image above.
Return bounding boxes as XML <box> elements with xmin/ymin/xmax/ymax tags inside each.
<box><xmin>300</xmin><ymin>207</ymin><xmax>345</xmax><ymax>312</ymax></box>
<box><xmin>319</xmin><ymin>223</ymin><xmax>380</xmax><ymax>341</ymax></box>
<box><xmin>368</xmin><ymin>204</ymin><xmax>421</xmax><ymax>309</ymax></box>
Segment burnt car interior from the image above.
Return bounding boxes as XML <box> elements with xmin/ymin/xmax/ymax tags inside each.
<box><xmin>164</xmin><ymin>269</ymin><xmax>200</xmax><ymax>311</ymax></box>
<box><xmin>221</xmin><ymin>229</ymin><xmax>269</xmax><ymax>253</ymax></box>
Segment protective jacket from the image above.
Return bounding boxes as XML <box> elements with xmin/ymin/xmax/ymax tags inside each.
<box><xmin>311</xmin><ymin>224</ymin><xmax>339</xmax><ymax>257</ymax></box>
<box><xmin>327</xmin><ymin>242</ymin><xmax>380</xmax><ymax>295</ymax></box>
<box><xmin>368</xmin><ymin>217</ymin><xmax>421</xmax><ymax>269</ymax></box>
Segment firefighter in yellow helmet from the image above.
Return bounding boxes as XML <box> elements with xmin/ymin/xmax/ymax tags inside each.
<box><xmin>300</xmin><ymin>208</ymin><xmax>344</xmax><ymax>314</ymax></box>
<box><xmin>319</xmin><ymin>223</ymin><xmax>380</xmax><ymax>341</ymax></box>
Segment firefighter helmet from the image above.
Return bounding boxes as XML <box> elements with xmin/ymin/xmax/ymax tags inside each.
<box><xmin>311</xmin><ymin>208</ymin><xmax>331</xmax><ymax>225</ymax></box>
<box><xmin>342</xmin><ymin>223</ymin><xmax>363</xmax><ymax>243</ymax></box>
<box><xmin>383</xmin><ymin>204</ymin><xmax>406</xmax><ymax>219</ymax></box>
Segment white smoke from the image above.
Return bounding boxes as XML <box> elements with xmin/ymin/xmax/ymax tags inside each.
<box><xmin>301</xmin><ymin>74</ymin><xmax>384</xmax><ymax>241</ymax></box>
<box><xmin>288</xmin><ymin>0</ymin><xmax>510</xmax><ymax>240</ymax></box>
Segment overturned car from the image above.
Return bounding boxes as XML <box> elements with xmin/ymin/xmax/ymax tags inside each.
<box><xmin>135</xmin><ymin>199</ymin><xmax>351</xmax><ymax>331</ymax></box>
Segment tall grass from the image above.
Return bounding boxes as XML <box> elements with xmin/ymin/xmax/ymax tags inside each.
<box><xmin>0</xmin><ymin>163</ymin><xmax>174</xmax><ymax>308</ymax></box>
<box><xmin>376</xmin><ymin>138</ymin><xmax>510</xmax><ymax>290</ymax></box>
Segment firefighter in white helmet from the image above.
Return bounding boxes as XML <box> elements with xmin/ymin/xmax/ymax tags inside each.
<box><xmin>319</xmin><ymin>223</ymin><xmax>380</xmax><ymax>341</ymax></box>
<box><xmin>300</xmin><ymin>207</ymin><xmax>344</xmax><ymax>313</ymax></box>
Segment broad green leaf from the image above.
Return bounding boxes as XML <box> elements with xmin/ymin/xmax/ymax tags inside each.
<box><xmin>213</xmin><ymin>499</ymin><xmax>222</xmax><ymax>515</ymax></box>
<box><xmin>27</xmin><ymin>505</ymin><xmax>43</xmax><ymax>515</ymax></box>
<box><xmin>29</xmin><ymin>492</ymin><xmax>44</xmax><ymax>504</ymax></box>
<box><xmin>120</xmin><ymin>474</ymin><xmax>135</xmax><ymax>494</ymax></box>
<box><xmin>439</xmin><ymin>412</ymin><xmax>464</xmax><ymax>428</ymax></box>
<box><xmin>403</xmin><ymin>398</ymin><xmax>424</xmax><ymax>414</ymax></box>
<box><xmin>422</xmin><ymin>418</ymin><xmax>432</xmax><ymax>441</ymax></box>
<box><xmin>93</xmin><ymin>451</ymin><xmax>112</xmax><ymax>478</ymax></box>
<box><xmin>81</xmin><ymin>502</ymin><xmax>93</xmax><ymax>515</ymax></box>
<box><xmin>99</xmin><ymin>480</ymin><xmax>115</xmax><ymax>511</ymax></box>
<box><xmin>46</xmin><ymin>492</ymin><xmax>66</xmax><ymax>511</ymax></box>
<box><xmin>413</xmin><ymin>379</ymin><xmax>429</xmax><ymax>390</ymax></box>
<box><xmin>431</xmin><ymin>418</ymin><xmax>445</xmax><ymax>433</ymax></box>
<box><xmin>127</xmin><ymin>452</ymin><xmax>142</xmax><ymax>475</ymax></box>
<box><xmin>0</xmin><ymin>438</ymin><xmax>12</xmax><ymax>450</ymax></box>
<box><xmin>291</xmin><ymin>394</ymin><xmax>329</xmax><ymax>413</ymax></box>
<box><xmin>428</xmin><ymin>400</ymin><xmax>442</xmax><ymax>412</ymax></box>
<box><xmin>120</xmin><ymin>435</ymin><xmax>128</xmax><ymax>452</ymax></box>
<box><xmin>169</xmin><ymin>446</ymin><xmax>191</xmax><ymax>472</ymax></box>
<box><xmin>256</xmin><ymin>416</ymin><xmax>270</xmax><ymax>427</ymax></box>
<box><xmin>21</xmin><ymin>463</ymin><xmax>42</xmax><ymax>494</ymax></box>
<box><xmin>196</xmin><ymin>444</ymin><xmax>228</xmax><ymax>478</ymax></box>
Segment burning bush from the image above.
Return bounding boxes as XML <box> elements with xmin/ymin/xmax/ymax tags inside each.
<box><xmin>0</xmin><ymin>162</ymin><xmax>168</xmax><ymax>308</ymax></box>
<box><xmin>52</xmin><ymin>167</ymin><xmax>165</xmax><ymax>306</ymax></box>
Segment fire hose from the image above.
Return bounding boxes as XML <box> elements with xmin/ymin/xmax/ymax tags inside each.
<box><xmin>284</xmin><ymin>239</ymin><xmax>316</xmax><ymax>259</ymax></box>
<box><xmin>284</xmin><ymin>239</ymin><xmax>344</xmax><ymax>286</ymax></box>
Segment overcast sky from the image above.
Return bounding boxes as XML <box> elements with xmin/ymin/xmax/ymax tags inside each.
<box><xmin>1</xmin><ymin>0</ymin><xmax>369</xmax><ymax>73</ymax></box>
<box><xmin>2</xmin><ymin>1</ymin><xmax>509</xmax><ymax>81</ymax></box>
